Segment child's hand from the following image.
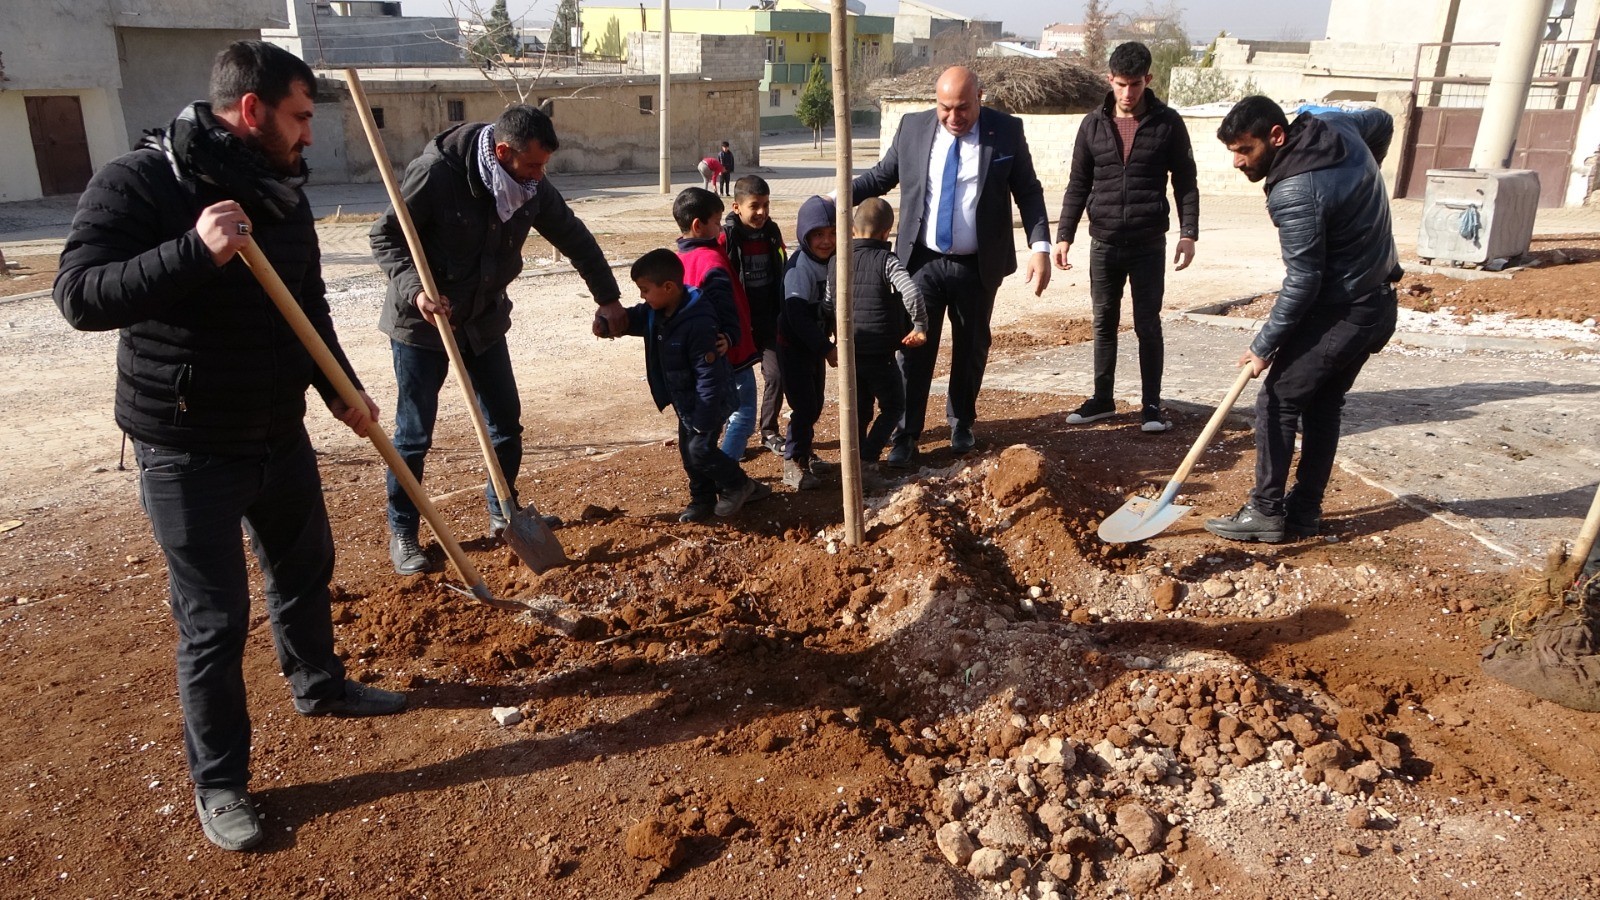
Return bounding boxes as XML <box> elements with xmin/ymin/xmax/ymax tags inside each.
<box><xmin>902</xmin><ymin>330</ymin><xmax>927</xmax><ymax>348</ymax></box>
<box><xmin>826</xmin><ymin>347</ymin><xmax>838</xmax><ymax>367</ymax></box>
<box><xmin>715</xmin><ymin>333</ymin><xmax>731</xmax><ymax>355</ymax></box>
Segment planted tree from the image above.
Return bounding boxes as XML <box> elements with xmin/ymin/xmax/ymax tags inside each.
<box><xmin>796</xmin><ymin>59</ymin><xmax>833</xmax><ymax>152</ymax></box>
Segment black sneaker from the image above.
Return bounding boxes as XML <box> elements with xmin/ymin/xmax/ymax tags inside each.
<box><xmin>884</xmin><ymin>441</ymin><xmax>921</xmax><ymax>470</ymax></box>
<box><xmin>294</xmin><ymin>679</ymin><xmax>408</xmax><ymax>717</ymax></box>
<box><xmin>715</xmin><ymin>478</ymin><xmax>772</xmax><ymax>516</ymax></box>
<box><xmin>1066</xmin><ymin>397</ymin><xmax>1117</xmax><ymax>424</ymax></box>
<box><xmin>389</xmin><ymin>532</ymin><xmax>430</xmax><ymax>576</ymax></box>
<box><xmin>950</xmin><ymin>423</ymin><xmax>976</xmax><ymax>454</ymax></box>
<box><xmin>195</xmin><ymin>786</ymin><xmax>263</xmax><ymax>852</ymax></box>
<box><xmin>783</xmin><ymin>458</ymin><xmax>821</xmax><ymax>490</ymax></box>
<box><xmin>1140</xmin><ymin>405</ymin><xmax>1171</xmax><ymax>433</ymax></box>
<box><xmin>1204</xmin><ymin>503</ymin><xmax>1287</xmax><ymax>543</ymax></box>
<box><xmin>806</xmin><ymin>454</ymin><xmax>834</xmax><ymax>475</ymax></box>
<box><xmin>678</xmin><ymin>502</ymin><xmax>715</xmax><ymax>523</ymax></box>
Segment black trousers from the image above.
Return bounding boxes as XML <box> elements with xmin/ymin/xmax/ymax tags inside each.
<box><xmin>855</xmin><ymin>351</ymin><xmax>905</xmax><ymax>461</ymax></box>
<box><xmin>1089</xmin><ymin>238</ymin><xmax>1166</xmax><ymax>407</ymax></box>
<box><xmin>1251</xmin><ymin>293</ymin><xmax>1397</xmax><ymax>517</ymax></box>
<box><xmin>135</xmin><ymin>428</ymin><xmax>346</xmax><ymax>790</ymax></box>
<box><xmin>757</xmin><ymin>347</ymin><xmax>784</xmax><ymax>441</ymax></box>
<box><xmin>778</xmin><ymin>345</ymin><xmax>826</xmax><ymax>462</ymax></box>
<box><xmin>677</xmin><ymin>416</ymin><xmax>746</xmax><ymax>506</ymax></box>
<box><xmin>897</xmin><ymin>245</ymin><xmax>995</xmax><ymax>447</ymax></box>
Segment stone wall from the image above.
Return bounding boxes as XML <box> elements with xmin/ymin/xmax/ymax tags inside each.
<box><xmin>626</xmin><ymin>32</ymin><xmax>765</xmax><ymax>82</ymax></box>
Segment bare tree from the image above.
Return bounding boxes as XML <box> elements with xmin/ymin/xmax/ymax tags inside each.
<box><xmin>1109</xmin><ymin>2</ymin><xmax>1191</xmax><ymax>96</ymax></box>
<box><xmin>1082</xmin><ymin>0</ymin><xmax>1111</xmax><ymax>70</ymax></box>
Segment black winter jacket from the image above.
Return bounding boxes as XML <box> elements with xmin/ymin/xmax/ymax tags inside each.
<box><xmin>1056</xmin><ymin>90</ymin><xmax>1199</xmax><ymax>247</ymax></box>
<box><xmin>373</xmin><ymin>122</ymin><xmax>620</xmax><ymax>354</ymax></box>
<box><xmin>623</xmin><ymin>288</ymin><xmax>734</xmax><ymax>433</ymax></box>
<box><xmin>55</xmin><ymin>147</ymin><xmax>358</xmax><ymax>455</ymax></box>
<box><xmin>1252</xmin><ymin>109</ymin><xmax>1401</xmax><ymax>359</ymax></box>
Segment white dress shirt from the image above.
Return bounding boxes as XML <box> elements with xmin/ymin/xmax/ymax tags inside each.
<box><xmin>920</xmin><ymin>125</ymin><xmax>1052</xmax><ymax>257</ymax></box>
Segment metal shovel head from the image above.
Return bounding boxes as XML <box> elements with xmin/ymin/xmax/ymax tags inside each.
<box><xmin>1097</xmin><ymin>495</ymin><xmax>1194</xmax><ymax>544</ymax></box>
<box><xmin>502</xmin><ymin>505</ymin><xmax>569</xmax><ymax>573</ymax></box>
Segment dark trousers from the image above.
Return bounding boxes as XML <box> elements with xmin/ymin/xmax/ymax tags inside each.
<box><xmin>856</xmin><ymin>351</ymin><xmax>904</xmax><ymax>461</ymax></box>
<box><xmin>386</xmin><ymin>337</ymin><xmax>523</xmax><ymax>535</ymax></box>
<box><xmin>678</xmin><ymin>416</ymin><xmax>747</xmax><ymax>505</ymax></box>
<box><xmin>135</xmin><ymin>429</ymin><xmax>346</xmax><ymax>789</ymax></box>
<box><xmin>757</xmin><ymin>347</ymin><xmax>785</xmax><ymax>441</ymax></box>
<box><xmin>779</xmin><ymin>345</ymin><xmax>826</xmax><ymax>461</ymax></box>
<box><xmin>1089</xmin><ymin>238</ymin><xmax>1167</xmax><ymax>407</ymax></box>
<box><xmin>1251</xmin><ymin>294</ymin><xmax>1397</xmax><ymax>517</ymax></box>
<box><xmin>718</xmin><ymin>172</ymin><xmax>732</xmax><ymax>195</ymax></box>
<box><xmin>898</xmin><ymin>245</ymin><xmax>996</xmax><ymax>446</ymax></box>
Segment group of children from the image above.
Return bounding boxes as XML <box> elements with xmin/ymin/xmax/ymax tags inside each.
<box><xmin>613</xmin><ymin>176</ymin><xmax>926</xmax><ymax>521</ymax></box>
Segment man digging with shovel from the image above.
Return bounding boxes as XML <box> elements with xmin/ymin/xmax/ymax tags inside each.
<box><xmin>54</xmin><ymin>41</ymin><xmax>406</xmax><ymax>852</ymax></box>
<box><xmin>372</xmin><ymin>104</ymin><xmax>626</xmax><ymax>575</ymax></box>
<box><xmin>1205</xmin><ymin>97</ymin><xmax>1401</xmax><ymax>543</ymax></box>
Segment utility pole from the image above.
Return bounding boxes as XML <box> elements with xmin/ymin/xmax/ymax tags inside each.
<box><xmin>1470</xmin><ymin>0</ymin><xmax>1548</xmax><ymax>169</ymax></box>
<box><xmin>659</xmin><ymin>0</ymin><xmax>672</xmax><ymax>193</ymax></box>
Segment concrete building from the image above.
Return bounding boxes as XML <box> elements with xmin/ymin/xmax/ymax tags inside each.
<box><xmin>892</xmin><ymin>0</ymin><xmax>1003</xmax><ymax>70</ymax></box>
<box><xmin>1039</xmin><ymin>22</ymin><xmax>1086</xmax><ymax>57</ymax></box>
<box><xmin>0</xmin><ymin>0</ymin><xmax>280</xmax><ymax>202</ymax></box>
<box><xmin>1167</xmin><ymin>0</ymin><xmax>1600</xmax><ymax>206</ymax></box>
<box><xmin>263</xmin><ymin>0</ymin><xmax>462</xmax><ymax>67</ymax></box>
<box><xmin>581</xmin><ymin>0</ymin><xmax>893</xmax><ymax>130</ymax></box>
<box><xmin>306</xmin><ymin>66</ymin><xmax>760</xmax><ymax>182</ymax></box>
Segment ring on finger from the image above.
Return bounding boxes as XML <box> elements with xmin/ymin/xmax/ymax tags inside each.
<box><xmin>236</xmin><ymin>222</ymin><xmax>250</xmax><ymax>235</ymax></box>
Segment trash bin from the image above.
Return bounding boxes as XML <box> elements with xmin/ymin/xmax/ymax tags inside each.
<box><xmin>1416</xmin><ymin>168</ymin><xmax>1540</xmax><ymax>266</ymax></box>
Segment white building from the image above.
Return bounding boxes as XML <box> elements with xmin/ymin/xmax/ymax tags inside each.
<box><xmin>264</xmin><ymin>0</ymin><xmax>462</xmax><ymax>67</ymax></box>
<box><xmin>1039</xmin><ymin>22</ymin><xmax>1086</xmax><ymax>57</ymax></box>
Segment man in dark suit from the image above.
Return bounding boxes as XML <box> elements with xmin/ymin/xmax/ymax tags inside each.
<box><xmin>852</xmin><ymin>65</ymin><xmax>1052</xmax><ymax>467</ymax></box>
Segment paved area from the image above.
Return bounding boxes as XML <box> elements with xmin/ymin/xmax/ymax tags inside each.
<box><xmin>4</xmin><ymin>130</ymin><xmax>1598</xmax><ymax>564</ymax></box>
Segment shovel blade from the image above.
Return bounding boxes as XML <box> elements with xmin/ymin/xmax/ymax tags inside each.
<box><xmin>502</xmin><ymin>506</ymin><xmax>569</xmax><ymax>573</ymax></box>
<box><xmin>1097</xmin><ymin>495</ymin><xmax>1193</xmax><ymax>544</ymax></box>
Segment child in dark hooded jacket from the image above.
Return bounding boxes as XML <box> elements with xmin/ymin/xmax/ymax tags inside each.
<box><xmin>776</xmin><ymin>195</ymin><xmax>837</xmax><ymax>490</ymax></box>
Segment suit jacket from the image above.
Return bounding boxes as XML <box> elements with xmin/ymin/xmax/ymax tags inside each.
<box><xmin>851</xmin><ymin>106</ymin><xmax>1050</xmax><ymax>290</ymax></box>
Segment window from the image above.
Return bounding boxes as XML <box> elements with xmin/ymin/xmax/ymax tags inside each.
<box><xmin>639</xmin><ymin>94</ymin><xmax>653</xmax><ymax>115</ymax></box>
<box><xmin>769</xmin><ymin>88</ymin><xmax>780</xmax><ymax>108</ymax></box>
<box><xmin>776</xmin><ymin>38</ymin><xmax>786</xmax><ymax>62</ymax></box>
<box><xmin>371</xmin><ymin>106</ymin><xmax>385</xmax><ymax>129</ymax></box>
<box><xmin>446</xmin><ymin>99</ymin><xmax>465</xmax><ymax>122</ymax></box>
<box><xmin>765</xmin><ymin>37</ymin><xmax>775</xmax><ymax>62</ymax></box>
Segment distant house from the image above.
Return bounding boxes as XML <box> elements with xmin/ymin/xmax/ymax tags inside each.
<box><xmin>264</xmin><ymin>0</ymin><xmax>462</xmax><ymax>66</ymax></box>
<box><xmin>893</xmin><ymin>0</ymin><xmax>1004</xmax><ymax>70</ymax></box>
<box><xmin>0</xmin><ymin>0</ymin><xmax>276</xmax><ymax>202</ymax></box>
<box><xmin>1039</xmin><ymin>22</ymin><xmax>1086</xmax><ymax>57</ymax></box>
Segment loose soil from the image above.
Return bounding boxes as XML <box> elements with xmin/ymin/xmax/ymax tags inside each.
<box><xmin>5</xmin><ymin>223</ymin><xmax>1600</xmax><ymax>900</ymax></box>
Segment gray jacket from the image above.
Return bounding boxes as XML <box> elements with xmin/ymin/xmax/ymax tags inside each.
<box><xmin>1254</xmin><ymin>109</ymin><xmax>1400</xmax><ymax>359</ymax></box>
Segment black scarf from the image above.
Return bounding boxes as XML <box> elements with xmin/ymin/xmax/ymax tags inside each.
<box><xmin>141</xmin><ymin>102</ymin><xmax>308</xmax><ymax>222</ymax></box>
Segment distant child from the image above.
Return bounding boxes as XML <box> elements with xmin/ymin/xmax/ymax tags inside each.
<box><xmin>721</xmin><ymin>175</ymin><xmax>788</xmax><ymax>457</ymax></box>
<box><xmin>829</xmin><ymin>197</ymin><xmax>927</xmax><ymax>463</ymax></box>
<box><xmin>673</xmin><ymin>187</ymin><xmax>760</xmax><ymax>461</ymax></box>
<box><xmin>621</xmin><ymin>249</ymin><xmax>771</xmax><ymax>522</ymax></box>
<box><xmin>778</xmin><ymin>195</ymin><xmax>838</xmax><ymax>490</ymax></box>
<box><xmin>697</xmin><ymin>154</ymin><xmax>724</xmax><ymax>193</ymax></box>
<box><xmin>717</xmin><ymin>140</ymin><xmax>736</xmax><ymax>196</ymax></box>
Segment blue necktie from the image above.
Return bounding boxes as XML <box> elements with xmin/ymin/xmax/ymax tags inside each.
<box><xmin>935</xmin><ymin>137</ymin><xmax>960</xmax><ymax>253</ymax></box>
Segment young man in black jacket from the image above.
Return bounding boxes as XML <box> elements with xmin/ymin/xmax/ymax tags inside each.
<box><xmin>55</xmin><ymin>40</ymin><xmax>405</xmax><ymax>853</ymax></box>
<box><xmin>371</xmin><ymin>105</ymin><xmax>626</xmax><ymax>575</ymax></box>
<box><xmin>1055</xmin><ymin>41</ymin><xmax>1200</xmax><ymax>433</ymax></box>
<box><xmin>1205</xmin><ymin>98</ymin><xmax>1400</xmax><ymax>543</ymax></box>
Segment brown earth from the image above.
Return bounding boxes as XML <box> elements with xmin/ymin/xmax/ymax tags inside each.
<box><xmin>6</xmin><ymin>224</ymin><xmax>1600</xmax><ymax>898</ymax></box>
<box><xmin>0</xmin><ymin>255</ymin><xmax>58</xmax><ymax>299</ymax></box>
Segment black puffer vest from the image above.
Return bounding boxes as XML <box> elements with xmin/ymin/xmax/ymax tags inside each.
<box><xmin>848</xmin><ymin>240</ymin><xmax>907</xmax><ymax>356</ymax></box>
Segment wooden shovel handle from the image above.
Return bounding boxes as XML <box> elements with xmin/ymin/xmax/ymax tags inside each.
<box><xmin>1168</xmin><ymin>363</ymin><xmax>1256</xmax><ymax>488</ymax></box>
<box><xmin>237</xmin><ymin>239</ymin><xmax>488</xmax><ymax>596</ymax></box>
<box><xmin>343</xmin><ymin>69</ymin><xmax>519</xmax><ymax>518</ymax></box>
<box><xmin>1572</xmin><ymin>481</ymin><xmax>1600</xmax><ymax>573</ymax></box>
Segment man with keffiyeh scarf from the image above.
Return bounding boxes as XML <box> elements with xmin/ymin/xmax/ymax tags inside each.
<box><xmin>54</xmin><ymin>40</ymin><xmax>406</xmax><ymax>854</ymax></box>
<box><xmin>371</xmin><ymin>104</ymin><xmax>625</xmax><ymax>576</ymax></box>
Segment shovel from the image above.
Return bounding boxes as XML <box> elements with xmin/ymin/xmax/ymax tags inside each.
<box><xmin>1098</xmin><ymin>363</ymin><xmax>1256</xmax><ymax>544</ymax></box>
<box><xmin>345</xmin><ymin>67</ymin><xmax>566</xmax><ymax>573</ymax></box>
<box><xmin>238</xmin><ymin>240</ymin><xmax>594</xmax><ymax>635</ymax></box>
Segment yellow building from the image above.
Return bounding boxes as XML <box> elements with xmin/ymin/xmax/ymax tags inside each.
<box><xmin>581</xmin><ymin>0</ymin><xmax>893</xmax><ymax>130</ymax></box>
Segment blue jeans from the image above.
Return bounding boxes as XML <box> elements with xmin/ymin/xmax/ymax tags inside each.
<box><xmin>387</xmin><ymin>338</ymin><xmax>523</xmax><ymax>535</ymax></box>
<box><xmin>720</xmin><ymin>366</ymin><xmax>758</xmax><ymax>459</ymax></box>
<box><xmin>135</xmin><ymin>429</ymin><xmax>346</xmax><ymax>789</ymax></box>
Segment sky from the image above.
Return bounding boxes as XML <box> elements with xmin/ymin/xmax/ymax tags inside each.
<box><xmin>395</xmin><ymin>0</ymin><xmax>1334</xmax><ymax>43</ymax></box>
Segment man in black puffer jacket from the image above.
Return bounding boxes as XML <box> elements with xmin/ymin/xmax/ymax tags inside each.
<box><xmin>371</xmin><ymin>105</ymin><xmax>625</xmax><ymax>575</ymax></box>
<box><xmin>1205</xmin><ymin>97</ymin><xmax>1401</xmax><ymax>543</ymax></box>
<box><xmin>1055</xmin><ymin>41</ymin><xmax>1200</xmax><ymax>434</ymax></box>
<box><xmin>54</xmin><ymin>41</ymin><xmax>405</xmax><ymax>854</ymax></box>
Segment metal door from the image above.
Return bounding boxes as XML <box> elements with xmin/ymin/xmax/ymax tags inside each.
<box><xmin>25</xmin><ymin>95</ymin><xmax>93</xmax><ymax>196</ymax></box>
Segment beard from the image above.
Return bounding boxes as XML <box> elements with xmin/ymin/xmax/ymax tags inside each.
<box><xmin>248</xmin><ymin>116</ymin><xmax>305</xmax><ymax>176</ymax></box>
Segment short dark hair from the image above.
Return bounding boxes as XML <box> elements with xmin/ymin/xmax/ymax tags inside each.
<box><xmin>1217</xmin><ymin>95</ymin><xmax>1290</xmax><ymax>144</ymax></box>
<box><xmin>631</xmin><ymin>248</ymin><xmax>684</xmax><ymax>286</ymax></box>
<box><xmin>210</xmin><ymin>40</ymin><xmax>317</xmax><ymax>110</ymax></box>
<box><xmin>734</xmin><ymin>175</ymin><xmax>771</xmax><ymax>201</ymax></box>
<box><xmin>721</xmin><ymin>140</ymin><xmax>730</xmax><ymax>148</ymax></box>
<box><xmin>673</xmin><ymin>187</ymin><xmax>723</xmax><ymax>232</ymax></box>
<box><xmin>493</xmin><ymin>104</ymin><xmax>560</xmax><ymax>153</ymax></box>
<box><xmin>855</xmin><ymin>197</ymin><xmax>893</xmax><ymax>236</ymax></box>
<box><xmin>1108</xmin><ymin>42</ymin><xmax>1152</xmax><ymax>78</ymax></box>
